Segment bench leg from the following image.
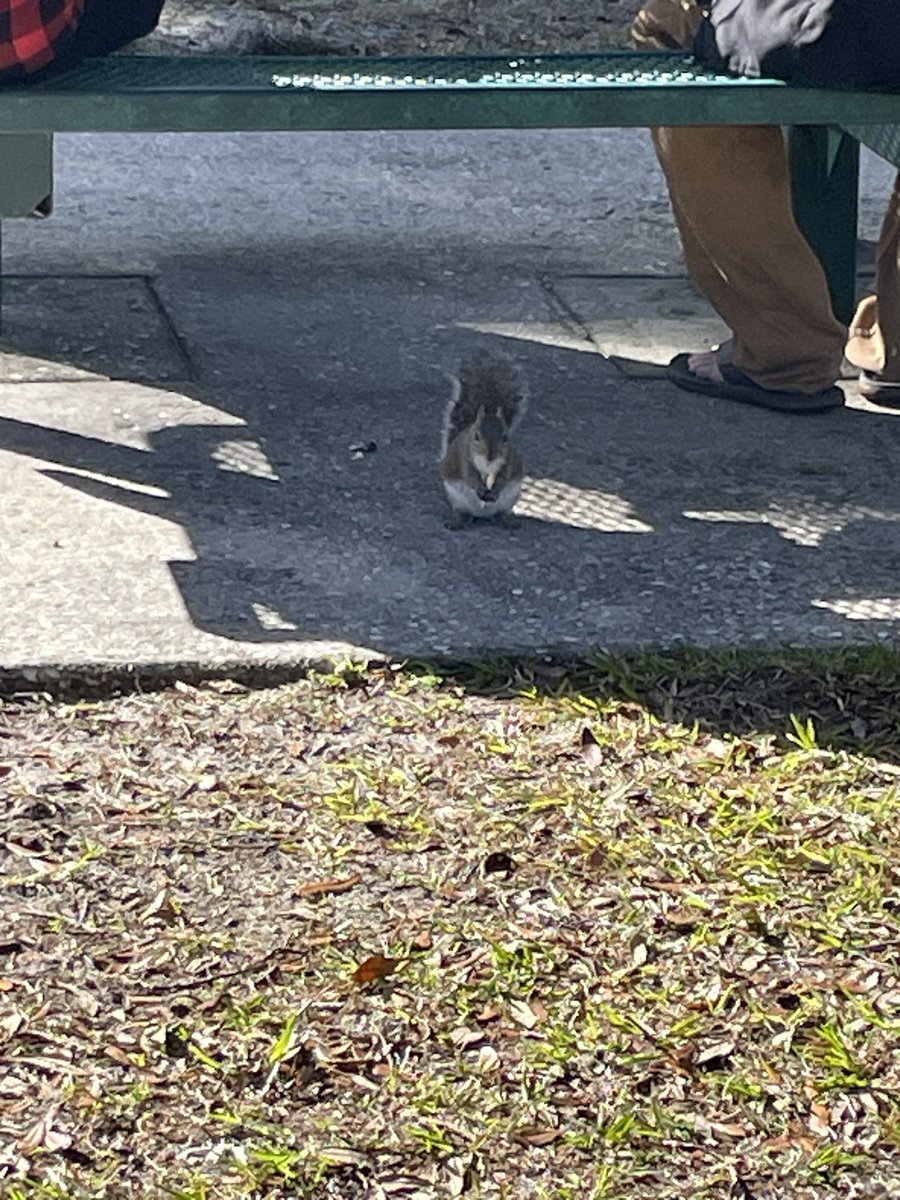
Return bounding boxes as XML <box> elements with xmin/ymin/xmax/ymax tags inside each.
<box><xmin>788</xmin><ymin>125</ymin><xmax>860</xmax><ymax>327</ymax></box>
<box><xmin>0</xmin><ymin>133</ymin><xmax>54</xmax><ymax>333</ymax></box>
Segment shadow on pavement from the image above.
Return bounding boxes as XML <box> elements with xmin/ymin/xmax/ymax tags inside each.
<box><xmin>2</xmin><ymin>244</ymin><xmax>900</xmax><ymax>660</ymax></box>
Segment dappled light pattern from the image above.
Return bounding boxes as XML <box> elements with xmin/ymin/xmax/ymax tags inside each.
<box><xmin>250</xmin><ymin>601</ymin><xmax>299</xmax><ymax>632</ymax></box>
<box><xmin>210</xmin><ymin>439</ymin><xmax>279</xmax><ymax>481</ymax></box>
<box><xmin>518</xmin><ymin>476</ymin><xmax>652</xmax><ymax>532</ymax></box>
<box><xmin>684</xmin><ymin>501</ymin><xmax>900</xmax><ymax>547</ymax></box>
<box><xmin>814</xmin><ymin>597</ymin><xmax>900</xmax><ymax>622</ymax></box>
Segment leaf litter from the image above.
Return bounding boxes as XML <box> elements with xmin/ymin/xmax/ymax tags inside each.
<box><xmin>0</xmin><ymin>652</ymin><xmax>898</xmax><ymax>1199</ymax></box>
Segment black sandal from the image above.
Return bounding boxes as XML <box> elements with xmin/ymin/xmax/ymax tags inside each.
<box><xmin>668</xmin><ymin>353</ymin><xmax>844</xmax><ymax>414</ymax></box>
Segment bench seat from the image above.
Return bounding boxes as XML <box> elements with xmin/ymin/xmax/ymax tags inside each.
<box><xmin>0</xmin><ymin>50</ymin><xmax>897</xmax><ymax>323</ymax></box>
<box><xmin>0</xmin><ymin>51</ymin><xmax>897</xmax><ymax>133</ymax></box>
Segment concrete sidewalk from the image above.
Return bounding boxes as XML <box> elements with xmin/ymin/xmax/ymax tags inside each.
<box><xmin>1</xmin><ymin>129</ymin><xmax>898</xmax><ymax>677</ymax></box>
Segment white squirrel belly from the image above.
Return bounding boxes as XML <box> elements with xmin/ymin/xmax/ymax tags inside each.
<box><xmin>443</xmin><ymin>478</ymin><xmax>521</xmax><ymax>518</ymax></box>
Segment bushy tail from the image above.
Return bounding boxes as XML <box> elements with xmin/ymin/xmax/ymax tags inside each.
<box><xmin>441</xmin><ymin>351</ymin><xmax>527</xmax><ymax>454</ymax></box>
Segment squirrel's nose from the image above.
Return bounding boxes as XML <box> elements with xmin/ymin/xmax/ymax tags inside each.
<box><xmin>477</xmin><ymin>486</ymin><xmax>496</xmax><ymax>502</ymax></box>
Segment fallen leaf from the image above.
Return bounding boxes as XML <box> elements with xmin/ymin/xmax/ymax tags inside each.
<box><xmin>712</xmin><ymin>1121</ymin><xmax>752</xmax><ymax>1138</ymax></box>
<box><xmin>320</xmin><ymin>1146</ymin><xmax>368</xmax><ymax>1166</ymax></box>
<box><xmin>18</xmin><ymin>1107</ymin><xmax>72</xmax><ymax>1153</ymax></box>
<box><xmin>103</xmin><ymin>1045</ymin><xmax>135</xmax><ymax>1068</ymax></box>
<box><xmin>513</xmin><ymin>1126</ymin><xmax>563</xmax><ymax>1147</ymax></box>
<box><xmin>139</xmin><ymin>889</ymin><xmax>179</xmax><ymax>924</ymax></box>
<box><xmin>295</xmin><ymin>873</ymin><xmax>361</xmax><ymax>898</ymax></box>
<box><xmin>0</xmin><ymin>1012</ymin><xmax>25</xmax><ymax>1037</ymax></box>
<box><xmin>665</xmin><ymin>907</ymin><xmax>703</xmax><ymax>932</ymax></box>
<box><xmin>475</xmin><ymin>1003</ymin><xmax>501</xmax><ymax>1023</ymax></box>
<box><xmin>476</xmin><ymin>1044</ymin><xmax>501</xmax><ymax>1073</ymax></box>
<box><xmin>587</xmin><ymin>845</ymin><xmax>606</xmax><ymax>869</ymax></box>
<box><xmin>631</xmin><ymin>941</ymin><xmax>649</xmax><ymax>967</ymax></box>
<box><xmin>445</xmin><ymin>1158</ymin><xmax>469</xmax><ymax>1197</ymax></box>
<box><xmin>809</xmin><ymin>1101</ymin><xmax>831</xmax><ymax>1137</ymax></box>
<box><xmin>353</xmin><ymin>954</ymin><xmax>398</xmax><ymax>984</ymax></box>
<box><xmin>580</xmin><ymin>726</ymin><xmax>603</xmax><ymax>767</ymax></box>
<box><xmin>0</xmin><ymin>977</ymin><xmax>17</xmax><ymax>991</ymax></box>
<box><xmin>509</xmin><ymin>998</ymin><xmax>538</xmax><ymax>1029</ymax></box>
<box><xmin>450</xmin><ymin>1026</ymin><xmax>484</xmax><ymax>1049</ymax></box>
<box><xmin>529</xmin><ymin>997</ymin><xmax>549</xmax><ymax>1024</ymax></box>
<box><xmin>410</xmin><ymin>930</ymin><xmax>433</xmax><ymax>951</ymax></box>
<box><xmin>696</xmin><ymin>1039</ymin><xmax>736</xmax><ymax>1067</ymax></box>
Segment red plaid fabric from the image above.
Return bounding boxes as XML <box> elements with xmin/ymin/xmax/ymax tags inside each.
<box><xmin>0</xmin><ymin>0</ymin><xmax>86</xmax><ymax>79</ymax></box>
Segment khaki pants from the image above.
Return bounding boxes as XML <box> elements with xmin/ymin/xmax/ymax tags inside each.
<box><xmin>633</xmin><ymin>0</ymin><xmax>900</xmax><ymax>392</ymax></box>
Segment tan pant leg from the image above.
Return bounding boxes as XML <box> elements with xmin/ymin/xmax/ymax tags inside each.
<box><xmin>847</xmin><ymin>170</ymin><xmax>900</xmax><ymax>382</ymax></box>
<box><xmin>633</xmin><ymin>0</ymin><xmax>846</xmax><ymax>393</ymax></box>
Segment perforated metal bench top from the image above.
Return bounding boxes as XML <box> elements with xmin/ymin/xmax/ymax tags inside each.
<box><xmin>0</xmin><ymin>51</ymin><xmax>897</xmax><ymax>133</ymax></box>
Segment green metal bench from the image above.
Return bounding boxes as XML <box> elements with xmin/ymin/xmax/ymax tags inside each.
<box><xmin>1</xmin><ymin>50</ymin><xmax>899</xmax><ymax>323</ymax></box>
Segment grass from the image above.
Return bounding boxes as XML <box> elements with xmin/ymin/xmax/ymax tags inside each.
<box><xmin>0</xmin><ymin>649</ymin><xmax>898</xmax><ymax>1198</ymax></box>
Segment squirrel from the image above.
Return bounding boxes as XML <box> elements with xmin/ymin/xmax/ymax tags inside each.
<box><xmin>439</xmin><ymin>350</ymin><xmax>527</xmax><ymax>521</ymax></box>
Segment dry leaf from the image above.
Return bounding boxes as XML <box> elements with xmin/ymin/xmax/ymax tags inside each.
<box><xmin>410</xmin><ymin>930</ymin><xmax>433</xmax><ymax>951</ymax></box>
<box><xmin>514</xmin><ymin>1126</ymin><xmax>563</xmax><ymax>1147</ymax></box>
<box><xmin>665</xmin><ymin>907</ymin><xmax>703</xmax><ymax>932</ymax></box>
<box><xmin>509</xmin><ymin>998</ymin><xmax>538</xmax><ymax>1029</ymax></box>
<box><xmin>1</xmin><ymin>1012</ymin><xmax>25</xmax><ymax>1037</ymax></box>
<box><xmin>809</xmin><ymin>1101</ymin><xmax>831</xmax><ymax>1137</ymax></box>
<box><xmin>18</xmin><ymin>1108</ymin><xmax>72</xmax><ymax>1153</ymax></box>
<box><xmin>449</xmin><ymin>1026</ymin><xmax>484</xmax><ymax>1049</ymax></box>
<box><xmin>353</xmin><ymin>954</ymin><xmax>398</xmax><ymax>984</ymax></box>
<box><xmin>711</xmin><ymin>1121</ymin><xmax>751</xmax><ymax>1138</ymax></box>
<box><xmin>139</xmin><ymin>889</ymin><xmax>179</xmax><ymax>924</ymax></box>
<box><xmin>0</xmin><ymin>977</ymin><xmax>17</xmax><ymax>992</ymax></box>
<box><xmin>696</xmin><ymin>1039</ymin><xmax>735</xmax><ymax>1067</ymax></box>
<box><xmin>476</xmin><ymin>1003</ymin><xmax>501</xmax><ymax>1023</ymax></box>
<box><xmin>295</xmin><ymin>873</ymin><xmax>361</xmax><ymax>898</ymax></box>
<box><xmin>528</xmin><ymin>997</ymin><xmax>549</xmax><ymax>1024</ymax></box>
<box><xmin>476</xmin><ymin>1044</ymin><xmax>501</xmax><ymax>1073</ymax></box>
<box><xmin>580</xmin><ymin>726</ymin><xmax>603</xmax><ymax>767</ymax></box>
<box><xmin>320</xmin><ymin>1145</ymin><xmax>368</xmax><ymax>1166</ymax></box>
<box><xmin>103</xmin><ymin>1045</ymin><xmax>135</xmax><ymax>1068</ymax></box>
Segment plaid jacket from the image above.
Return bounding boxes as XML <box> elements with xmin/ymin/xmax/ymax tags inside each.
<box><xmin>0</xmin><ymin>0</ymin><xmax>86</xmax><ymax>80</ymax></box>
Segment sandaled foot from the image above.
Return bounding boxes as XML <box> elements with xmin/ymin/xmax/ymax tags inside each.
<box><xmin>668</xmin><ymin>352</ymin><xmax>844</xmax><ymax>414</ymax></box>
<box><xmin>858</xmin><ymin>370</ymin><xmax>900</xmax><ymax>406</ymax></box>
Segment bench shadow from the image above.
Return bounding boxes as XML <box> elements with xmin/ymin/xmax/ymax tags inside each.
<box><xmin>1</xmin><ymin>242</ymin><xmax>900</xmax><ymax>704</ymax></box>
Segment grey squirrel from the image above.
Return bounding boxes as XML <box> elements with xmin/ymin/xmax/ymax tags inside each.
<box><xmin>440</xmin><ymin>351</ymin><xmax>527</xmax><ymax>520</ymax></box>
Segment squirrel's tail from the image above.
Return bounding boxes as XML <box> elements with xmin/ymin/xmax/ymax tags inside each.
<box><xmin>441</xmin><ymin>350</ymin><xmax>527</xmax><ymax>454</ymax></box>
